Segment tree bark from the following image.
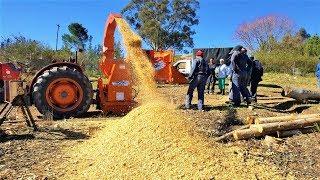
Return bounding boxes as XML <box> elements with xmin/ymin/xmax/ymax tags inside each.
<box><xmin>254</xmin><ymin>114</ymin><xmax>320</xmax><ymax>124</ymax></box>
<box><xmin>251</xmin><ymin>117</ymin><xmax>320</xmax><ymax>133</ymax></box>
<box><xmin>233</xmin><ymin>118</ymin><xmax>320</xmax><ymax>140</ymax></box>
<box><xmin>233</xmin><ymin>128</ymin><xmax>266</xmax><ymax>140</ymax></box>
<box><xmin>276</xmin><ymin>127</ymin><xmax>316</xmax><ymax>138</ymax></box>
<box><xmin>215</xmin><ymin>125</ymin><xmax>250</xmax><ymax>142</ymax></box>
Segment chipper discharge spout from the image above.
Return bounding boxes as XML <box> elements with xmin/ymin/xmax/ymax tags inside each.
<box><xmin>97</xmin><ymin>13</ymin><xmax>135</xmax><ymax>114</ymax></box>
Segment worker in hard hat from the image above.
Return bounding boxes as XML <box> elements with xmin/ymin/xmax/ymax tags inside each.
<box><xmin>185</xmin><ymin>50</ymin><xmax>209</xmax><ymax>110</ymax></box>
<box><xmin>228</xmin><ymin>45</ymin><xmax>252</xmax><ymax>107</ymax></box>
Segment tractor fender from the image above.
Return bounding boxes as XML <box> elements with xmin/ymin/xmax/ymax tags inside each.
<box><xmin>28</xmin><ymin>62</ymin><xmax>84</xmax><ymax>100</ymax></box>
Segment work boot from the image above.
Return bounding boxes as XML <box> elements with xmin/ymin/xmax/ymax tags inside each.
<box><xmin>185</xmin><ymin>95</ymin><xmax>191</xmax><ymax>109</ymax></box>
<box><xmin>198</xmin><ymin>100</ymin><xmax>203</xmax><ymax>110</ymax></box>
<box><xmin>252</xmin><ymin>97</ymin><xmax>257</xmax><ymax>103</ymax></box>
<box><xmin>246</xmin><ymin>99</ymin><xmax>252</xmax><ymax>108</ymax></box>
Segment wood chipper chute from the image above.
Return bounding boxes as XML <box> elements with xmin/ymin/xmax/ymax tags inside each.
<box><xmin>97</xmin><ymin>13</ymin><xmax>135</xmax><ymax>114</ymax></box>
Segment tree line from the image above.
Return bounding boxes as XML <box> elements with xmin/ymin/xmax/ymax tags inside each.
<box><xmin>235</xmin><ymin>14</ymin><xmax>320</xmax><ymax>74</ymax></box>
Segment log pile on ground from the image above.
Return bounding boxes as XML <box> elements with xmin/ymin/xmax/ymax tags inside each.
<box><xmin>216</xmin><ymin>114</ymin><xmax>320</xmax><ymax>142</ymax></box>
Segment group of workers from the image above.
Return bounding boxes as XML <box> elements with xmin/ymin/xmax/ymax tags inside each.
<box><xmin>185</xmin><ymin>45</ymin><xmax>264</xmax><ymax>110</ymax></box>
<box><xmin>206</xmin><ymin>58</ymin><xmax>229</xmax><ymax>95</ymax></box>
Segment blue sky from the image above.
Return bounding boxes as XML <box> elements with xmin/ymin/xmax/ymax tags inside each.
<box><xmin>1</xmin><ymin>0</ymin><xmax>320</xmax><ymax>52</ymax></box>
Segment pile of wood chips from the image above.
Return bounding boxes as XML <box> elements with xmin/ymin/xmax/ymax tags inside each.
<box><xmin>56</xmin><ymin>18</ymin><xmax>290</xmax><ymax>179</ymax></box>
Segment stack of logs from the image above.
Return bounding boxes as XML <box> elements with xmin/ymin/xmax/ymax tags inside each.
<box><xmin>216</xmin><ymin>114</ymin><xmax>320</xmax><ymax>142</ymax></box>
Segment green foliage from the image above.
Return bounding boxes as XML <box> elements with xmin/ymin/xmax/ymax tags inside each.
<box><xmin>255</xmin><ymin>50</ymin><xmax>318</xmax><ymax>74</ymax></box>
<box><xmin>297</xmin><ymin>28</ymin><xmax>311</xmax><ymax>41</ymax></box>
<box><xmin>235</xmin><ymin>15</ymin><xmax>320</xmax><ymax>75</ymax></box>
<box><xmin>62</xmin><ymin>23</ymin><xmax>89</xmax><ymax>50</ymax></box>
<box><xmin>83</xmin><ymin>44</ymin><xmax>102</xmax><ymax>76</ymax></box>
<box><xmin>114</xmin><ymin>41</ymin><xmax>124</xmax><ymax>59</ymax></box>
<box><xmin>0</xmin><ymin>36</ymin><xmax>55</xmax><ymax>69</ymax></box>
<box><xmin>122</xmin><ymin>0</ymin><xmax>199</xmax><ymax>52</ymax></box>
<box><xmin>304</xmin><ymin>35</ymin><xmax>320</xmax><ymax>56</ymax></box>
<box><xmin>254</xmin><ymin>33</ymin><xmax>320</xmax><ymax>75</ymax></box>
<box><xmin>0</xmin><ymin>35</ymin><xmax>102</xmax><ymax>74</ymax></box>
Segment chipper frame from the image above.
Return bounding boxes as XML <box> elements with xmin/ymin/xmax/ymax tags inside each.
<box><xmin>97</xmin><ymin>13</ymin><xmax>134</xmax><ymax>114</ymax></box>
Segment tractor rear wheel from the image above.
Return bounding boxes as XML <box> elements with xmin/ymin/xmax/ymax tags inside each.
<box><xmin>32</xmin><ymin>66</ymin><xmax>93</xmax><ymax>119</ymax></box>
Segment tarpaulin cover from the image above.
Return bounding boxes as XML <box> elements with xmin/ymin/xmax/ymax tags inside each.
<box><xmin>193</xmin><ymin>48</ymin><xmax>233</xmax><ymax>65</ymax></box>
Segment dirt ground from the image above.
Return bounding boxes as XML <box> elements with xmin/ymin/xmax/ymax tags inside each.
<box><xmin>0</xmin><ymin>73</ymin><xmax>320</xmax><ymax>179</ymax></box>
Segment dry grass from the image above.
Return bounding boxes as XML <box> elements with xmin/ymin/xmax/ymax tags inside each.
<box><xmin>263</xmin><ymin>73</ymin><xmax>318</xmax><ymax>90</ymax></box>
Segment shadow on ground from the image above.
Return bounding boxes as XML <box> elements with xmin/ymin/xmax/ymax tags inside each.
<box><xmin>254</xmin><ymin>100</ymin><xmax>312</xmax><ymax>113</ymax></box>
<box><xmin>216</xmin><ymin>107</ymin><xmax>243</xmax><ymax>135</ymax></box>
<box><xmin>0</xmin><ymin>127</ymin><xmax>90</xmax><ymax>143</ymax></box>
<box><xmin>0</xmin><ymin>133</ymin><xmax>35</xmax><ymax>142</ymax></box>
<box><xmin>259</xmin><ymin>83</ymin><xmax>283</xmax><ymax>89</ymax></box>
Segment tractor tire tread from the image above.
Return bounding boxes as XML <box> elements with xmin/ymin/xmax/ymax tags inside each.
<box><xmin>32</xmin><ymin>66</ymin><xmax>93</xmax><ymax>119</ymax></box>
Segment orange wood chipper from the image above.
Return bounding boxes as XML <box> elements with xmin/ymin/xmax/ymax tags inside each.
<box><xmin>0</xmin><ymin>13</ymin><xmax>187</xmax><ymax>120</ymax></box>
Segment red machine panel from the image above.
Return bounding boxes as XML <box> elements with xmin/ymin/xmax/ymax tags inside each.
<box><xmin>0</xmin><ymin>63</ymin><xmax>21</xmax><ymax>81</ymax></box>
<box><xmin>146</xmin><ymin>50</ymin><xmax>188</xmax><ymax>84</ymax></box>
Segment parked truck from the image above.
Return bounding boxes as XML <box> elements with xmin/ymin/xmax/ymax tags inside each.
<box><xmin>173</xmin><ymin>59</ymin><xmax>192</xmax><ymax>77</ymax></box>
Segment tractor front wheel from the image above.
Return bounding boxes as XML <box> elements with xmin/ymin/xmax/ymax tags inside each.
<box><xmin>32</xmin><ymin>66</ymin><xmax>93</xmax><ymax>119</ymax></box>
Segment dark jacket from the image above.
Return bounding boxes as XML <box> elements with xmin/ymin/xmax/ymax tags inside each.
<box><xmin>251</xmin><ymin>60</ymin><xmax>264</xmax><ymax>81</ymax></box>
<box><xmin>189</xmin><ymin>57</ymin><xmax>209</xmax><ymax>79</ymax></box>
<box><xmin>208</xmin><ymin>63</ymin><xmax>217</xmax><ymax>75</ymax></box>
<box><xmin>230</xmin><ymin>51</ymin><xmax>252</xmax><ymax>75</ymax></box>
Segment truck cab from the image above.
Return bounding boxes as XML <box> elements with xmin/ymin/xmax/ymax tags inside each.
<box><xmin>173</xmin><ymin>59</ymin><xmax>192</xmax><ymax>77</ymax></box>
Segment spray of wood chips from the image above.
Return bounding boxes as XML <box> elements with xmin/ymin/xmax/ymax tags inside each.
<box><xmin>58</xmin><ymin>18</ymin><xmax>287</xmax><ymax>179</ymax></box>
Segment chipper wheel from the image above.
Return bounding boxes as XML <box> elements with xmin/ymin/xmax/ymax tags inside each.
<box><xmin>32</xmin><ymin>66</ymin><xmax>93</xmax><ymax>119</ymax></box>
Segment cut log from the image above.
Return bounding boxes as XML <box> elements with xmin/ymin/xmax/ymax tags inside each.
<box><xmin>276</xmin><ymin>127</ymin><xmax>316</xmax><ymax>138</ymax></box>
<box><xmin>214</xmin><ymin>125</ymin><xmax>250</xmax><ymax>142</ymax></box>
<box><xmin>250</xmin><ymin>117</ymin><xmax>320</xmax><ymax>133</ymax></box>
<box><xmin>282</xmin><ymin>87</ymin><xmax>320</xmax><ymax>102</ymax></box>
<box><xmin>254</xmin><ymin>114</ymin><xmax>320</xmax><ymax>124</ymax></box>
<box><xmin>233</xmin><ymin>128</ymin><xmax>266</xmax><ymax>140</ymax></box>
<box><xmin>233</xmin><ymin>118</ymin><xmax>320</xmax><ymax>140</ymax></box>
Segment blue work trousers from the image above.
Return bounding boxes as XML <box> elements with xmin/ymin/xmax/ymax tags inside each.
<box><xmin>185</xmin><ymin>74</ymin><xmax>207</xmax><ymax>110</ymax></box>
<box><xmin>250</xmin><ymin>79</ymin><xmax>260</xmax><ymax>100</ymax></box>
<box><xmin>207</xmin><ymin>74</ymin><xmax>216</xmax><ymax>92</ymax></box>
<box><xmin>229</xmin><ymin>72</ymin><xmax>251</xmax><ymax>106</ymax></box>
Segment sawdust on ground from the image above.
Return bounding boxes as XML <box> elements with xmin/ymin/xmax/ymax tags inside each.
<box><xmin>57</xmin><ymin>18</ymin><xmax>289</xmax><ymax>179</ymax></box>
